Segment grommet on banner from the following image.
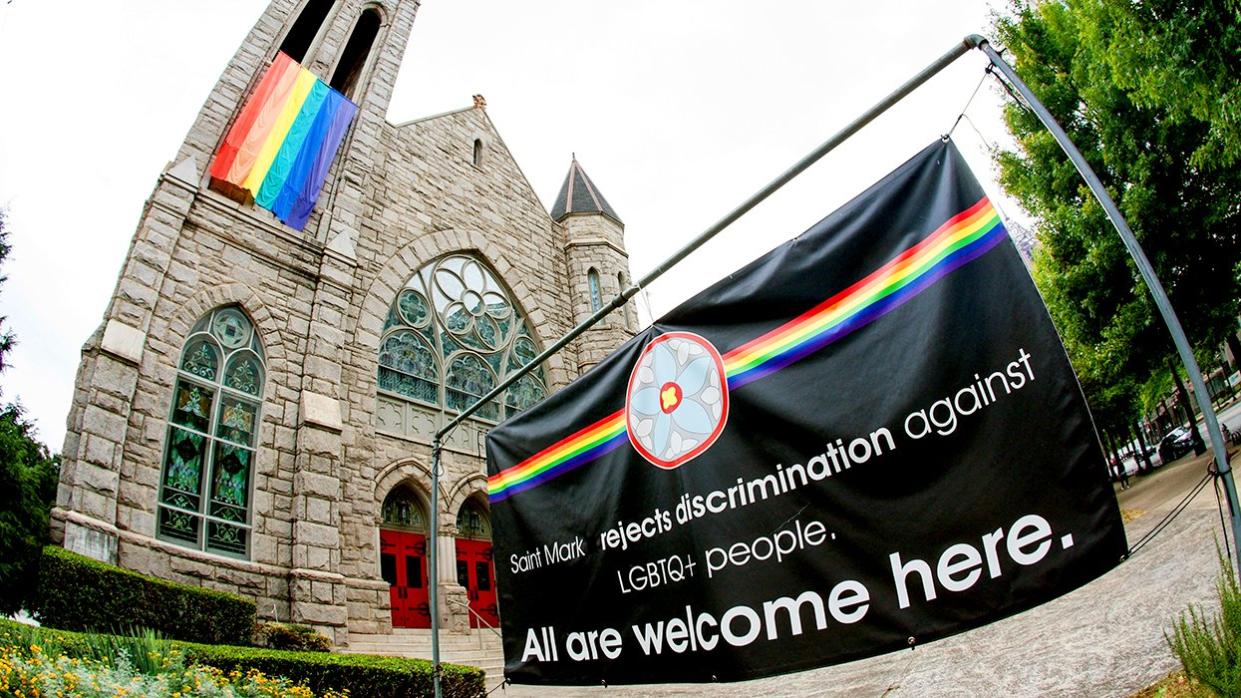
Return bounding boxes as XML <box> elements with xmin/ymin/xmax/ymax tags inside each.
<box><xmin>907</xmin><ymin>636</ymin><xmax>916</xmax><ymax>648</ymax></box>
<box><xmin>711</xmin><ymin>675</ymin><xmax>718</xmax><ymax>682</ymax></box>
<box><xmin>601</xmin><ymin>679</ymin><xmax>607</xmax><ymax>688</ymax></box>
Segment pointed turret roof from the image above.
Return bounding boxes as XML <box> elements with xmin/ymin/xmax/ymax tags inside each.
<box><xmin>550</xmin><ymin>156</ymin><xmax>622</xmax><ymax>226</ymax></box>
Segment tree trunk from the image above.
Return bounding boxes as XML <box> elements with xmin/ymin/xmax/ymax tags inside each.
<box><xmin>1100</xmin><ymin>431</ymin><xmax>1116</xmax><ymax>478</ymax></box>
<box><xmin>1170</xmin><ymin>356</ymin><xmax>1206</xmax><ymax>455</ymax></box>
<box><xmin>1134</xmin><ymin>422</ymin><xmax>1152</xmax><ymax>470</ymax></box>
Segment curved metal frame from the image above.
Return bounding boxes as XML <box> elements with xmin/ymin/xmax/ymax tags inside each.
<box><xmin>420</xmin><ymin>35</ymin><xmax>1241</xmax><ymax>697</ymax></box>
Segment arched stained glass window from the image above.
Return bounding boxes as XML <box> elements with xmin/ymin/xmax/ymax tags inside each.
<box><xmin>378</xmin><ymin>254</ymin><xmax>548</xmax><ymax>422</ymax></box>
<box><xmin>456</xmin><ymin>499</ymin><xmax>491</xmax><ymax>540</ymax></box>
<box><xmin>587</xmin><ymin>268</ymin><xmax>602</xmax><ymax>312</ymax></box>
<box><xmin>158</xmin><ymin>305</ymin><xmax>266</xmax><ymax>559</ymax></box>
<box><xmin>381</xmin><ymin>486</ymin><xmax>427</xmax><ymax>532</ymax></box>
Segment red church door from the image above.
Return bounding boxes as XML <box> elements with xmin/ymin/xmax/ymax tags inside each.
<box><xmin>455</xmin><ymin>538</ymin><xmax>499</xmax><ymax>628</ymax></box>
<box><xmin>380</xmin><ymin>529</ymin><xmax>430</xmax><ymax>628</ymax></box>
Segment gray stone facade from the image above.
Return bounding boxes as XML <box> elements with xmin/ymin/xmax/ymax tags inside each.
<box><xmin>52</xmin><ymin>0</ymin><xmax>636</xmax><ymax>645</ymax></box>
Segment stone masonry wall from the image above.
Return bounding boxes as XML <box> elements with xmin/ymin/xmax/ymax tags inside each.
<box><xmin>55</xmin><ymin>0</ymin><xmax>637</xmax><ymax>645</ymax></box>
<box><xmin>332</xmin><ymin>105</ymin><xmax>584</xmax><ymax>632</ymax></box>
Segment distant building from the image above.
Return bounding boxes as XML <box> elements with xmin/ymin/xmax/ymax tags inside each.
<box><xmin>1006</xmin><ymin>218</ymin><xmax>1037</xmax><ymax>267</ymax></box>
<box><xmin>52</xmin><ymin>0</ymin><xmax>636</xmax><ymax>645</ymax></box>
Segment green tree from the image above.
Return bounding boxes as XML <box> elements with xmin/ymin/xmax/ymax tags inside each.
<box><xmin>994</xmin><ymin>0</ymin><xmax>1241</xmax><ymax>438</ymax></box>
<box><xmin>0</xmin><ymin>210</ymin><xmax>59</xmax><ymax>615</ymax></box>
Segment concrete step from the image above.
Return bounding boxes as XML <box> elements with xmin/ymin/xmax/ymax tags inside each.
<box><xmin>344</xmin><ymin>629</ymin><xmax>505</xmax><ymax>676</ymax></box>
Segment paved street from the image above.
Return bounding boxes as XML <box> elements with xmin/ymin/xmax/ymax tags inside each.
<box><xmin>497</xmin><ymin>450</ymin><xmax>1231</xmax><ymax>697</ymax></box>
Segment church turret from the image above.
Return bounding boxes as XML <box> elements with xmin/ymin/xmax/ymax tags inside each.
<box><xmin>552</xmin><ymin>157</ymin><xmax>638</xmax><ymax>372</ymax></box>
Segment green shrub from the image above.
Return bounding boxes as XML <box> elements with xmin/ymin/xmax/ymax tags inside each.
<box><xmin>0</xmin><ymin>638</ymin><xmax>349</xmax><ymax>697</ymax></box>
<box><xmin>0</xmin><ymin>620</ymin><xmax>487</xmax><ymax>698</ymax></box>
<box><xmin>255</xmin><ymin>622</ymin><xmax>332</xmax><ymax>652</ymax></box>
<box><xmin>34</xmin><ymin>545</ymin><xmax>256</xmax><ymax>645</ymax></box>
<box><xmin>182</xmin><ymin>643</ymin><xmax>485</xmax><ymax>698</ymax></box>
<box><xmin>1167</xmin><ymin>551</ymin><xmax>1241</xmax><ymax>696</ymax></box>
<box><xmin>1</xmin><ymin>621</ymin><xmax>174</xmax><ymax>675</ymax></box>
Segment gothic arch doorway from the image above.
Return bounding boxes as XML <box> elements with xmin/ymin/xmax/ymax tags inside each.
<box><xmin>379</xmin><ymin>484</ymin><xmax>430</xmax><ymax>628</ymax></box>
<box><xmin>455</xmin><ymin>497</ymin><xmax>499</xmax><ymax>628</ymax></box>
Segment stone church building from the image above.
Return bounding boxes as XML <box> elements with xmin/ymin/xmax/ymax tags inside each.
<box><xmin>51</xmin><ymin>0</ymin><xmax>636</xmax><ymax>645</ymax></box>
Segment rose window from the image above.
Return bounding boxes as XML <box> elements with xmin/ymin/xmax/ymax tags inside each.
<box><xmin>379</xmin><ymin>254</ymin><xmax>548</xmax><ymax>422</ymax></box>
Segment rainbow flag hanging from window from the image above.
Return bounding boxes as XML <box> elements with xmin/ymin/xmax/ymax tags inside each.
<box><xmin>209</xmin><ymin>52</ymin><xmax>358</xmax><ymax>231</ymax></box>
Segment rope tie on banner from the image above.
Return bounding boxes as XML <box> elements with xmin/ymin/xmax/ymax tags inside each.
<box><xmin>989</xmin><ymin>67</ymin><xmax>1035</xmax><ymax>116</ymax></box>
<box><xmin>943</xmin><ymin>66</ymin><xmax>992</xmax><ymax>141</ymax></box>
<box><xmin>1125</xmin><ymin>471</ymin><xmax>1213</xmax><ymax>559</ymax></box>
<box><xmin>879</xmin><ymin>641</ymin><xmax>921</xmax><ymax>697</ymax></box>
<box><xmin>1216</xmin><ymin>466</ymin><xmax>1235</xmax><ymax>568</ymax></box>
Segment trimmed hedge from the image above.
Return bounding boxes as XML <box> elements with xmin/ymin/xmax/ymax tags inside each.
<box><xmin>34</xmin><ymin>545</ymin><xmax>255</xmax><ymax>645</ymax></box>
<box><xmin>0</xmin><ymin>620</ymin><xmax>486</xmax><ymax>698</ymax></box>
<box><xmin>181</xmin><ymin>643</ymin><xmax>485</xmax><ymax>698</ymax></box>
<box><xmin>255</xmin><ymin>622</ymin><xmax>332</xmax><ymax>652</ymax></box>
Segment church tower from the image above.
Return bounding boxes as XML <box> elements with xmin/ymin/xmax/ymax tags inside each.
<box><xmin>551</xmin><ymin>157</ymin><xmax>638</xmax><ymax>371</ymax></box>
<box><xmin>56</xmin><ymin>0</ymin><xmax>424</xmax><ymax>642</ymax></box>
<box><xmin>54</xmin><ymin>0</ymin><xmax>634</xmax><ymax>654</ymax></box>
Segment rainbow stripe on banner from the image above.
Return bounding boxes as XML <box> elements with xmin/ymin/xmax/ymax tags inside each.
<box><xmin>209</xmin><ymin>52</ymin><xmax>358</xmax><ymax>231</ymax></box>
<box><xmin>487</xmin><ymin>197</ymin><xmax>1008</xmax><ymax>502</ymax></box>
<box><xmin>721</xmin><ymin>196</ymin><xmax>1005</xmax><ymax>387</ymax></box>
<box><xmin>487</xmin><ymin>410</ymin><xmax>629</xmax><ymax>501</ymax></box>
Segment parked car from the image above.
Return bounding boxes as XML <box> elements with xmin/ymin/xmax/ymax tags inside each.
<box><xmin>1128</xmin><ymin>447</ymin><xmax>1163</xmax><ymax>473</ymax></box>
<box><xmin>1157</xmin><ymin>427</ymin><xmax>1194</xmax><ymax>463</ymax></box>
<box><xmin>1112</xmin><ymin>455</ymin><xmax>1140</xmax><ymax>481</ymax></box>
<box><xmin>1111</xmin><ymin>447</ymin><xmax>1162</xmax><ymax>481</ymax></box>
<box><xmin>1145</xmin><ymin>447</ymin><xmax>1164</xmax><ymax>469</ymax></box>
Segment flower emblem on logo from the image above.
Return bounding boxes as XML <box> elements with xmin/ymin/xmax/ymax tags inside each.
<box><xmin>625</xmin><ymin>332</ymin><xmax>729</xmax><ymax>469</ymax></box>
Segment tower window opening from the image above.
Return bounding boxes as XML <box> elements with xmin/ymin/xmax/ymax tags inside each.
<box><xmin>588</xmin><ymin>268</ymin><xmax>602</xmax><ymax>313</ymax></box>
<box><xmin>473</xmin><ymin>139</ymin><xmax>484</xmax><ymax>168</ymax></box>
<box><xmin>279</xmin><ymin>0</ymin><xmax>336</xmax><ymax>63</ymax></box>
<box><xmin>331</xmin><ymin>8</ymin><xmax>381</xmax><ymax>99</ymax></box>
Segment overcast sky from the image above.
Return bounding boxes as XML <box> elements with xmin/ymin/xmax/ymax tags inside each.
<box><xmin>0</xmin><ymin>0</ymin><xmax>1024</xmax><ymax>450</ymax></box>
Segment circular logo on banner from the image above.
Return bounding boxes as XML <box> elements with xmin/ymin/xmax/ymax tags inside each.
<box><xmin>625</xmin><ymin>332</ymin><xmax>729</xmax><ymax>469</ymax></box>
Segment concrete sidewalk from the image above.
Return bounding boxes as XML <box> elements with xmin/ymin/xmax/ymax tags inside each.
<box><xmin>496</xmin><ymin>452</ymin><xmax>1229</xmax><ymax>697</ymax></box>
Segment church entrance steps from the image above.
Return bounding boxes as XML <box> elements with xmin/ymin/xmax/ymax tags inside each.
<box><xmin>344</xmin><ymin>629</ymin><xmax>504</xmax><ymax>684</ymax></box>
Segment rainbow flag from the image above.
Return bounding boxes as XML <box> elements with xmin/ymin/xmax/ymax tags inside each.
<box><xmin>209</xmin><ymin>52</ymin><xmax>358</xmax><ymax>231</ymax></box>
<box><xmin>487</xmin><ymin>196</ymin><xmax>1007</xmax><ymax>502</ymax></box>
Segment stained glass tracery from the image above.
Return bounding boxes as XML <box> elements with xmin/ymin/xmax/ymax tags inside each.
<box><xmin>382</xmin><ymin>487</ymin><xmax>427</xmax><ymax>531</ymax></box>
<box><xmin>158</xmin><ymin>305</ymin><xmax>266</xmax><ymax>559</ymax></box>
<box><xmin>456</xmin><ymin>499</ymin><xmax>491</xmax><ymax>540</ymax></box>
<box><xmin>378</xmin><ymin>254</ymin><xmax>548</xmax><ymax>423</ymax></box>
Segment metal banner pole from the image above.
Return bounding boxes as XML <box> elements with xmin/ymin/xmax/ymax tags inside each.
<box><xmin>429</xmin><ymin>438</ymin><xmax>443</xmax><ymax>698</ymax></box>
<box><xmin>421</xmin><ymin>33</ymin><xmax>1240</xmax><ymax>684</ymax></box>
<box><xmin>433</xmin><ymin>36</ymin><xmax>977</xmax><ymax>441</ymax></box>
<box><xmin>974</xmin><ymin>37</ymin><xmax>1241</xmax><ymax>566</ymax></box>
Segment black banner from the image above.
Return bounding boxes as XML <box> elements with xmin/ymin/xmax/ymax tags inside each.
<box><xmin>484</xmin><ymin>140</ymin><xmax>1126</xmax><ymax>684</ymax></box>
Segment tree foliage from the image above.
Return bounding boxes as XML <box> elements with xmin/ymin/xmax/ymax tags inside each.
<box><xmin>994</xmin><ymin>0</ymin><xmax>1241</xmax><ymax>430</ymax></box>
<box><xmin>0</xmin><ymin>210</ymin><xmax>59</xmax><ymax>615</ymax></box>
